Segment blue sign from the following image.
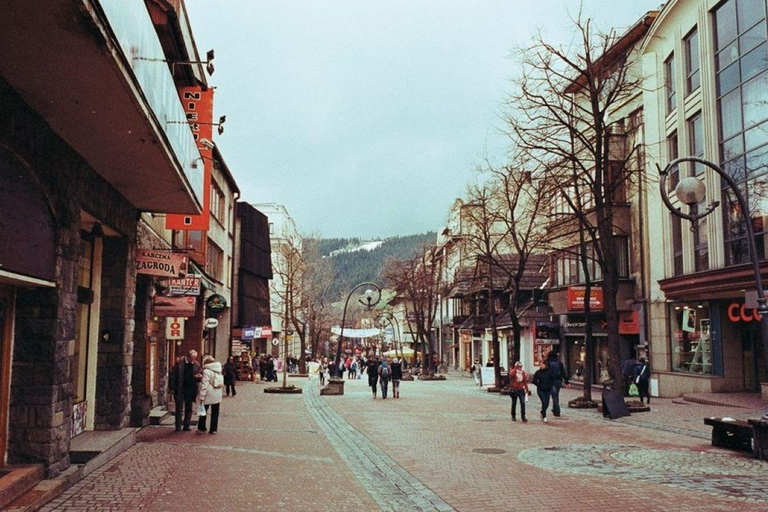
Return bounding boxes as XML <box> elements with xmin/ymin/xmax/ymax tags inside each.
<box><xmin>243</xmin><ymin>326</ymin><xmax>256</xmax><ymax>340</ymax></box>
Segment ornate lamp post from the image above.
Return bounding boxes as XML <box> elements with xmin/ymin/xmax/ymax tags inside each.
<box><xmin>375</xmin><ymin>311</ymin><xmax>402</xmax><ymax>358</ymax></box>
<box><xmin>659</xmin><ymin>156</ymin><xmax>768</xmax><ymax>422</ymax></box>
<box><xmin>333</xmin><ymin>282</ymin><xmax>382</xmax><ymax>378</ymax></box>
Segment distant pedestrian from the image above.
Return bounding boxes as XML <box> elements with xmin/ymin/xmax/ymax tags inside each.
<box><xmin>547</xmin><ymin>351</ymin><xmax>569</xmax><ymax>417</ymax></box>
<box><xmin>197</xmin><ymin>355</ymin><xmax>223</xmax><ymax>434</ymax></box>
<box><xmin>531</xmin><ymin>360</ymin><xmax>555</xmax><ymax>423</ymax></box>
<box><xmin>252</xmin><ymin>354</ymin><xmax>260</xmax><ymax>382</ymax></box>
<box><xmin>223</xmin><ymin>356</ymin><xmax>237</xmax><ymax>397</ymax></box>
<box><xmin>508</xmin><ymin>361</ymin><xmax>529</xmax><ymax>422</ymax></box>
<box><xmin>378</xmin><ymin>358</ymin><xmax>392</xmax><ymax>399</ymax></box>
<box><xmin>621</xmin><ymin>356</ymin><xmax>636</xmax><ymax>397</ymax></box>
<box><xmin>391</xmin><ymin>358</ymin><xmax>403</xmax><ymax>399</ymax></box>
<box><xmin>169</xmin><ymin>350</ymin><xmax>202</xmax><ymax>432</ymax></box>
<box><xmin>350</xmin><ymin>358</ymin><xmax>358</xmax><ymax>379</ymax></box>
<box><xmin>367</xmin><ymin>357</ymin><xmax>380</xmax><ymax>398</ymax></box>
<box><xmin>634</xmin><ymin>357</ymin><xmax>651</xmax><ymax>404</ymax></box>
<box><xmin>471</xmin><ymin>359</ymin><xmax>481</xmax><ymax>386</ymax></box>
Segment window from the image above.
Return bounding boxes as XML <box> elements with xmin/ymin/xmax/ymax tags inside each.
<box><xmin>670</xmin><ymin>302</ymin><xmax>713</xmax><ymax>375</ymax></box>
<box><xmin>694</xmin><ymin>209</ymin><xmax>709</xmax><ymax>271</ymax></box>
<box><xmin>688</xmin><ymin>113</ymin><xmax>705</xmax><ymax>176</ymax></box>
<box><xmin>671</xmin><ymin>213</ymin><xmax>684</xmax><ymax>276</ymax></box>
<box><xmin>715</xmin><ymin>0</ymin><xmax>768</xmax><ymax>265</ymax></box>
<box><xmin>667</xmin><ymin>131</ymin><xmax>679</xmax><ymax>191</ymax></box>
<box><xmin>665</xmin><ymin>53</ymin><xmax>676</xmax><ymax>114</ymax></box>
<box><xmin>207</xmin><ymin>240</ymin><xmax>224</xmax><ymax>281</ymax></box>
<box><xmin>210</xmin><ymin>182</ymin><xmax>225</xmax><ymax>222</ymax></box>
<box><xmin>685</xmin><ymin>28</ymin><xmax>701</xmax><ymax>94</ymax></box>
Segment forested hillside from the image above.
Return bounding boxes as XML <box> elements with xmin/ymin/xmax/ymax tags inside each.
<box><xmin>313</xmin><ymin>233</ymin><xmax>436</xmax><ymax>298</ymax></box>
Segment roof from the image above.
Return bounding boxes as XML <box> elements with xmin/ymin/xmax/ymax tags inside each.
<box><xmin>453</xmin><ymin>254</ymin><xmax>549</xmax><ymax>296</ymax></box>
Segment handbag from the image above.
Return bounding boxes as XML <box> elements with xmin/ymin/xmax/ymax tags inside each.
<box><xmin>212</xmin><ymin>372</ymin><xmax>224</xmax><ymax>389</ymax></box>
<box><xmin>197</xmin><ymin>400</ymin><xmax>206</xmax><ymax>417</ymax></box>
<box><xmin>629</xmin><ymin>383</ymin><xmax>639</xmax><ymax>397</ymax></box>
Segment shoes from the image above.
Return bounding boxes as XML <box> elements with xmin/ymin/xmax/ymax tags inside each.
<box><xmin>553</xmin><ymin>412</ymin><xmax>561</xmax><ymax>417</ymax></box>
<box><xmin>511</xmin><ymin>416</ymin><xmax>517</xmax><ymax>421</ymax></box>
<box><xmin>209</xmin><ymin>431</ymin><xmax>216</xmax><ymax>435</ymax></box>
<box><xmin>182</xmin><ymin>428</ymin><xmax>191</xmax><ymax>431</ymax></box>
<box><xmin>522</xmin><ymin>417</ymin><xmax>528</xmax><ymax>422</ymax></box>
<box><xmin>175</xmin><ymin>427</ymin><xmax>181</xmax><ymax>432</ymax></box>
<box><xmin>543</xmin><ymin>417</ymin><xmax>548</xmax><ymax>423</ymax></box>
<box><xmin>196</xmin><ymin>430</ymin><xmax>206</xmax><ymax>434</ymax></box>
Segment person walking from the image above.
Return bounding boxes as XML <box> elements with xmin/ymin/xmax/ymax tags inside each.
<box><xmin>471</xmin><ymin>359</ymin><xmax>481</xmax><ymax>386</ymax></box>
<box><xmin>531</xmin><ymin>360</ymin><xmax>555</xmax><ymax>423</ymax></box>
<box><xmin>197</xmin><ymin>355</ymin><xmax>223</xmax><ymax>434</ymax></box>
<box><xmin>508</xmin><ymin>361</ymin><xmax>529</xmax><ymax>422</ymax></box>
<box><xmin>367</xmin><ymin>357</ymin><xmax>380</xmax><ymax>398</ymax></box>
<box><xmin>391</xmin><ymin>358</ymin><xmax>403</xmax><ymax>399</ymax></box>
<box><xmin>548</xmin><ymin>351</ymin><xmax>570</xmax><ymax>417</ymax></box>
<box><xmin>378</xmin><ymin>358</ymin><xmax>392</xmax><ymax>399</ymax></box>
<box><xmin>634</xmin><ymin>357</ymin><xmax>651</xmax><ymax>404</ymax></box>
<box><xmin>223</xmin><ymin>356</ymin><xmax>237</xmax><ymax>397</ymax></box>
<box><xmin>169</xmin><ymin>350</ymin><xmax>202</xmax><ymax>432</ymax></box>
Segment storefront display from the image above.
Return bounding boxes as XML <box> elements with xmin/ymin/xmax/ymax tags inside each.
<box><xmin>670</xmin><ymin>302</ymin><xmax>712</xmax><ymax>375</ymax></box>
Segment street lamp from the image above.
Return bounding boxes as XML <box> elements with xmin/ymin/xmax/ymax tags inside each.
<box><xmin>659</xmin><ymin>156</ymin><xmax>768</xmax><ymax>421</ymax></box>
<box><xmin>375</xmin><ymin>311</ymin><xmax>402</xmax><ymax>359</ymax></box>
<box><xmin>333</xmin><ymin>282</ymin><xmax>382</xmax><ymax>378</ymax></box>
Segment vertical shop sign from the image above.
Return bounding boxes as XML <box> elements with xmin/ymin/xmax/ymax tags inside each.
<box><xmin>166</xmin><ymin>87</ymin><xmax>214</xmax><ymax>231</ymax></box>
<box><xmin>166</xmin><ymin>317</ymin><xmax>185</xmax><ymax>340</ymax></box>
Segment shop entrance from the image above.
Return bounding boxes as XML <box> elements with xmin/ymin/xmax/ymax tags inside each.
<box><xmin>742</xmin><ymin>322</ymin><xmax>767</xmax><ymax>392</ymax></box>
<box><xmin>0</xmin><ymin>285</ymin><xmax>14</xmax><ymax>467</ymax></box>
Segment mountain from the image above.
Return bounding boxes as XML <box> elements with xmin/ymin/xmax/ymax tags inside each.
<box><xmin>314</xmin><ymin>233</ymin><xmax>436</xmax><ymax>298</ymax></box>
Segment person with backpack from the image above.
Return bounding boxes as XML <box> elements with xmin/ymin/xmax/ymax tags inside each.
<box><xmin>547</xmin><ymin>351</ymin><xmax>569</xmax><ymax>417</ymax></box>
<box><xmin>197</xmin><ymin>355</ymin><xmax>223</xmax><ymax>434</ymax></box>
<box><xmin>378</xmin><ymin>358</ymin><xmax>392</xmax><ymax>399</ymax></box>
<box><xmin>634</xmin><ymin>356</ymin><xmax>651</xmax><ymax>404</ymax></box>
<box><xmin>367</xmin><ymin>356</ymin><xmax>380</xmax><ymax>398</ymax></box>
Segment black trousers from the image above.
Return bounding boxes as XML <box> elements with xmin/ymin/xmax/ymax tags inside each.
<box><xmin>197</xmin><ymin>403</ymin><xmax>220</xmax><ymax>433</ymax></box>
<box><xmin>637</xmin><ymin>380</ymin><xmax>650</xmax><ymax>403</ymax></box>
<box><xmin>226</xmin><ymin>382</ymin><xmax>236</xmax><ymax>396</ymax></box>
<box><xmin>174</xmin><ymin>391</ymin><xmax>195</xmax><ymax>431</ymax></box>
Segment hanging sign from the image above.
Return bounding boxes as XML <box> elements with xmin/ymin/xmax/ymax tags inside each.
<box><xmin>154</xmin><ymin>295</ymin><xmax>196</xmax><ymax>317</ymax></box>
<box><xmin>164</xmin><ymin>277</ymin><xmax>201</xmax><ymax>296</ymax></box>
<box><xmin>567</xmin><ymin>286</ymin><xmax>603</xmax><ymax>311</ymax></box>
<box><xmin>206</xmin><ymin>294</ymin><xmax>228</xmax><ymax>315</ymax></box>
<box><xmin>166</xmin><ymin>317</ymin><xmax>185</xmax><ymax>340</ymax></box>
<box><xmin>136</xmin><ymin>250</ymin><xmax>187</xmax><ymax>278</ymax></box>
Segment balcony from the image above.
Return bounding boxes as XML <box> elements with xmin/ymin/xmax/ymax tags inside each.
<box><xmin>0</xmin><ymin>1</ymin><xmax>203</xmax><ymax>214</ymax></box>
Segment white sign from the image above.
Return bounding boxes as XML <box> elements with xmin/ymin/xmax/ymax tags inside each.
<box><xmin>166</xmin><ymin>317</ymin><xmax>185</xmax><ymax>340</ymax></box>
<box><xmin>164</xmin><ymin>277</ymin><xmax>201</xmax><ymax>296</ymax></box>
<box><xmin>480</xmin><ymin>367</ymin><xmax>496</xmax><ymax>388</ymax></box>
<box><xmin>204</xmin><ymin>318</ymin><xmax>219</xmax><ymax>329</ymax></box>
<box><xmin>271</xmin><ymin>338</ymin><xmax>280</xmax><ymax>346</ymax></box>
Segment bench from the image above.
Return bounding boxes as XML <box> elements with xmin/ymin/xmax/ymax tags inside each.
<box><xmin>704</xmin><ymin>417</ymin><xmax>753</xmax><ymax>452</ymax></box>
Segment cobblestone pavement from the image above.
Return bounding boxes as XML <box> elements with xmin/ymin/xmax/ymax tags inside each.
<box><xmin>41</xmin><ymin>371</ymin><xmax>768</xmax><ymax>512</ymax></box>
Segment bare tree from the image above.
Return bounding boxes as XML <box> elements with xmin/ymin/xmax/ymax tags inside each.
<box><xmin>505</xmin><ymin>13</ymin><xmax>646</xmax><ymax>399</ymax></box>
<box><xmin>298</xmin><ymin>238</ymin><xmax>334</xmax><ymax>365</ymax></box>
<box><xmin>380</xmin><ymin>244</ymin><xmax>444</xmax><ymax>376</ymax></box>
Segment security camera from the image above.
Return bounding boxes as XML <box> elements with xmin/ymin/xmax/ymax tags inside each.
<box><xmin>200</xmin><ymin>138</ymin><xmax>215</xmax><ymax>150</ymax></box>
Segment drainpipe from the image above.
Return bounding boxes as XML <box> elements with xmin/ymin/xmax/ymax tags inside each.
<box><xmin>228</xmin><ymin>192</ymin><xmax>241</xmax><ymax>358</ymax></box>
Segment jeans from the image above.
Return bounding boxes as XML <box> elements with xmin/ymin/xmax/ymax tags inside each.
<box><xmin>551</xmin><ymin>381</ymin><xmax>563</xmax><ymax>415</ymax></box>
<box><xmin>392</xmin><ymin>380</ymin><xmax>400</xmax><ymax>397</ymax></box>
<box><xmin>510</xmin><ymin>389</ymin><xmax>526</xmax><ymax>419</ymax></box>
<box><xmin>380</xmin><ymin>379</ymin><xmax>389</xmax><ymax>398</ymax></box>
<box><xmin>473</xmin><ymin>372</ymin><xmax>480</xmax><ymax>386</ymax></box>
<box><xmin>537</xmin><ymin>389</ymin><xmax>551</xmax><ymax>418</ymax></box>
<box><xmin>197</xmin><ymin>403</ymin><xmax>220</xmax><ymax>433</ymax></box>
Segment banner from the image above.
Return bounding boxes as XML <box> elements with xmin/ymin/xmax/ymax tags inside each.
<box><xmin>136</xmin><ymin>250</ymin><xmax>187</xmax><ymax>278</ymax></box>
<box><xmin>153</xmin><ymin>295</ymin><xmax>196</xmax><ymax>317</ymax></box>
<box><xmin>166</xmin><ymin>86</ymin><xmax>213</xmax><ymax>231</ymax></box>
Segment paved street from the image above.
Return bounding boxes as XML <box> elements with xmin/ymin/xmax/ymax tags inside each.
<box><xmin>42</xmin><ymin>373</ymin><xmax>768</xmax><ymax>512</ymax></box>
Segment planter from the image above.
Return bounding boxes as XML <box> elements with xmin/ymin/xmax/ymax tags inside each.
<box><xmin>761</xmin><ymin>382</ymin><xmax>768</xmax><ymax>401</ymax></box>
<box><xmin>748</xmin><ymin>417</ymin><xmax>768</xmax><ymax>460</ymax></box>
<box><xmin>598</xmin><ymin>400</ymin><xmax>650</xmax><ymax>413</ymax></box>
<box><xmin>264</xmin><ymin>385</ymin><xmax>302</xmax><ymax>394</ymax></box>
<box><xmin>288</xmin><ymin>373</ymin><xmax>309</xmax><ymax>378</ymax></box>
<box><xmin>568</xmin><ymin>398</ymin><xmax>599</xmax><ymax>409</ymax></box>
<box><xmin>418</xmin><ymin>375</ymin><xmax>446</xmax><ymax>381</ymax></box>
<box><xmin>320</xmin><ymin>377</ymin><xmax>344</xmax><ymax>396</ymax></box>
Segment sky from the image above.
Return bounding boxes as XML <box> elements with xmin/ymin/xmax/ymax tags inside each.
<box><xmin>185</xmin><ymin>0</ymin><xmax>663</xmax><ymax>239</ymax></box>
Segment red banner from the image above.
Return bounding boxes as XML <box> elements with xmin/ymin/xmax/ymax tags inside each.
<box><xmin>166</xmin><ymin>86</ymin><xmax>213</xmax><ymax>231</ymax></box>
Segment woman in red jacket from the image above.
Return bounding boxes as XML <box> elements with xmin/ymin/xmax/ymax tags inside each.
<box><xmin>508</xmin><ymin>361</ymin><xmax>529</xmax><ymax>422</ymax></box>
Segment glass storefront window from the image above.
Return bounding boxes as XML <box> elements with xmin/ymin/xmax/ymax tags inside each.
<box><xmin>670</xmin><ymin>302</ymin><xmax>713</xmax><ymax>374</ymax></box>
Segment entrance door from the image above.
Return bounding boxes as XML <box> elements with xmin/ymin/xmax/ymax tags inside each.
<box><xmin>742</xmin><ymin>323</ymin><xmax>767</xmax><ymax>391</ymax></box>
<box><xmin>0</xmin><ymin>285</ymin><xmax>15</xmax><ymax>467</ymax></box>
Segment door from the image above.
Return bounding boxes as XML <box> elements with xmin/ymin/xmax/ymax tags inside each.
<box><xmin>742</xmin><ymin>323</ymin><xmax>767</xmax><ymax>392</ymax></box>
<box><xmin>0</xmin><ymin>285</ymin><xmax>15</xmax><ymax>467</ymax></box>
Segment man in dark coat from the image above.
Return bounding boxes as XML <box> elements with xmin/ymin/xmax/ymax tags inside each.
<box><xmin>547</xmin><ymin>351</ymin><xmax>569</xmax><ymax>417</ymax></box>
<box><xmin>367</xmin><ymin>357</ymin><xmax>380</xmax><ymax>398</ymax></box>
<box><xmin>223</xmin><ymin>356</ymin><xmax>238</xmax><ymax>396</ymax></box>
<box><xmin>169</xmin><ymin>349</ymin><xmax>202</xmax><ymax>431</ymax></box>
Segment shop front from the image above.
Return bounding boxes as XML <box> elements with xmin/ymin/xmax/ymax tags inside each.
<box><xmin>562</xmin><ymin>317</ymin><xmax>608</xmax><ymax>384</ymax></box>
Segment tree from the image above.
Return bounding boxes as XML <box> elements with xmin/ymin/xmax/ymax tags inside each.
<box><xmin>505</xmin><ymin>13</ymin><xmax>645</xmax><ymax>400</ymax></box>
<box><xmin>299</xmin><ymin>238</ymin><xmax>335</xmax><ymax>363</ymax></box>
<box><xmin>380</xmin><ymin>244</ymin><xmax>444</xmax><ymax>375</ymax></box>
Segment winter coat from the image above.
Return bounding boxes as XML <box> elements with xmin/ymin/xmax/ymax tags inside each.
<box><xmin>391</xmin><ymin>362</ymin><xmax>403</xmax><ymax>380</ymax></box>
<box><xmin>198</xmin><ymin>361</ymin><xmax>224</xmax><ymax>405</ymax></box>
<box><xmin>223</xmin><ymin>362</ymin><xmax>237</xmax><ymax>385</ymax></box>
<box><xmin>508</xmin><ymin>368</ymin><xmax>529</xmax><ymax>392</ymax></box>
<box><xmin>169</xmin><ymin>358</ymin><xmax>201</xmax><ymax>400</ymax></box>
<box><xmin>548</xmin><ymin>360</ymin><xmax>569</xmax><ymax>385</ymax></box>
<box><xmin>378</xmin><ymin>362</ymin><xmax>391</xmax><ymax>382</ymax></box>
<box><xmin>531</xmin><ymin>366</ymin><xmax>555</xmax><ymax>391</ymax></box>
<box><xmin>633</xmin><ymin>362</ymin><xmax>651</xmax><ymax>383</ymax></box>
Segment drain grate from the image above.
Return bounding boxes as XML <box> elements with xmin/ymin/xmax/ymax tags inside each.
<box><xmin>473</xmin><ymin>448</ymin><xmax>507</xmax><ymax>455</ymax></box>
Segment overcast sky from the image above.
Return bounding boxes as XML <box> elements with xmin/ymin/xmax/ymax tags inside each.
<box><xmin>185</xmin><ymin>0</ymin><xmax>662</xmax><ymax>239</ymax></box>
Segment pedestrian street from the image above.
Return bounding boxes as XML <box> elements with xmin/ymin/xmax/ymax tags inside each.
<box><xmin>40</xmin><ymin>373</ymin><xmax>768</xmax><ymax>512</ymax></box>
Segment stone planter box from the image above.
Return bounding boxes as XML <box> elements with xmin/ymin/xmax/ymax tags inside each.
<box><xmin>749</xmin><ymin>417</ymin><xmax>768</xmax><ymax>460</ymax></box>
<box><xmin>417</xmin><ymin>375</ymin><xmax>446</xmax><ymax>381</ymax></box>
<box><xmin>264</xmin><ymin>386</ymin><xmax>302</xmax><ymax>394</ymax></box>
<box><xmin>568</xmin><ymin>398</ymin><xmax>599</xmax><ymax>409</ymax></box>
<box><xmin>320</xmin><ymin>378</ymin><xmax>345</xmax><ymax>396</ymax></box>
<box><xmin>761</xmin><ymin>382</ymin><xmax>768</xmax><ymax>401</ymax></box>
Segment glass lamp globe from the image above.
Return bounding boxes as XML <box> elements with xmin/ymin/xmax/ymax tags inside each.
<box><xmin>675</xmin><ymin>177</ymin><xmax>706</xmax><ymax>206</ymax></box>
